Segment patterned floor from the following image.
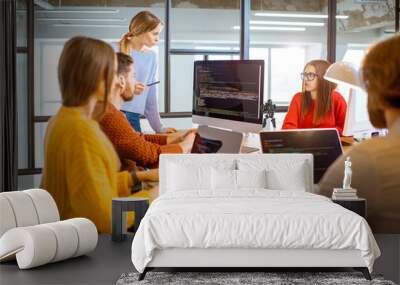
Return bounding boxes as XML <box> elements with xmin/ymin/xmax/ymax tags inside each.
<box><xmin>117</xmin><ymin>271</ymin><xmax>396</xmax><ymax>285</ymax></box>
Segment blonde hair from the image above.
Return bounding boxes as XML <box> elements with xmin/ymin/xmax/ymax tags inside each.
<box><xmin>362</xmin><ymin>34</ymin><xmax>400</xmax><ymax>128</ymax></box>
<box><xmin>58</xmin><ymin>36</ymin><xmax>115</xmax><ymax>118</ymax></box>
<box><xmin>120</xmin><ymin>11</ymin><xmax>163</xmax><ymax>54</ymax></box>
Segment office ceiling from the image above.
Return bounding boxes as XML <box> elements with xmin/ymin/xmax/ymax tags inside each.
<box><xmin>34</xmin><ymin>0</ymin><xmax>395</xmax><ymax>34</ymax></box>
<box><xmin>45</xmin><ymin>0</ymin><xmax>325</xmax><ymax>11</ymax></box>
<box><xmin>337</xmin><ymin>0</ymin><xmax>395</xmax><ymax>32</ymax></box>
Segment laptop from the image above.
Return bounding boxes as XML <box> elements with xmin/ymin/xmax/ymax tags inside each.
<box><xmin>191</xmin><ymin>125</ymin><xmax>243</xmax><ymax>154</ymax></box>
<box><xmin>259</xmin><ymin>128</ymin><xmax>343</xmax><ymax>183</ymax></box>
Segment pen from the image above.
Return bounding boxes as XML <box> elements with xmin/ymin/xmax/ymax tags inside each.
<box><xmin>146</xmin><ymin>81</ymin><xmax>160</xmax><ymax>87</ymax></box>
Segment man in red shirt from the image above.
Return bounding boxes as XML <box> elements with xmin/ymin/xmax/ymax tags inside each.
<box><xmin>99</xmin><ymin>52</ymin><xmax>195</xmax><ymax>171</ymax></box>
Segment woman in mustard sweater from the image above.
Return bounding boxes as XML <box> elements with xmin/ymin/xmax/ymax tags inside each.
<box><xmin>41</xmin><ymin>36</ymin><xmax>157</xmax><ymax>233</ymax></box>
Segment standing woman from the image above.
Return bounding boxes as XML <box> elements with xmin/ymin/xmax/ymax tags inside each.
<box><xmin>282</xmin><ymin>60</ymin><xmax>347</xmax><ymax>135</ymax></box>
<box><xmin>119</xmin><ymin>11</ymin><xmax>175</xmax><ymax>133</ymax></box>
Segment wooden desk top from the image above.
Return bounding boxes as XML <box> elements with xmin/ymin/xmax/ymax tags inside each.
<box><xmin>340</xmin><ymin>137</ymin><xmax>355</xmax><ymax>153</ymax></box>
<box><xmin>340</xmin><ymin>136</ymin><xmax>355</xmax><ymax>146</ymax></box>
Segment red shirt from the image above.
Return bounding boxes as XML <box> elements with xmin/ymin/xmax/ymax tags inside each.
<box><xmin>282</xmin><ymin>91</ymin><xmax>347</xmax><ymax>135</ymax></box>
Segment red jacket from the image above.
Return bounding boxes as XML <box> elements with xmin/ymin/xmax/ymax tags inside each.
<box><xmin>282</xmin><ymin>91</ymin><xmax>347</xmax><ymax>135</ymax></box>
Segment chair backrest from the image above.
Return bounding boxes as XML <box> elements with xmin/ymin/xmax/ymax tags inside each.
<box><xmin>0</xmin><ymin>189</ymin><xmax>60</xmax><ymax>237</ymax></box>
<box><xmin>159</xmin><ymin>153</ymin><xmax>314</xmax><ymax>195</ymax></box>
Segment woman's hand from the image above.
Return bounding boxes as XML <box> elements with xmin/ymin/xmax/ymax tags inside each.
<box><xmin>134</xmin><ymin>83</ymin><xmax>145</xmax><ymax>95</ymax></box>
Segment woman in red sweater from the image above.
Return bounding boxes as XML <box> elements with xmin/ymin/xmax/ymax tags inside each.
<box><xmin>282</xmin><ymin>60</ymin><xmax>347</xmax><ymax>135</ymax></box>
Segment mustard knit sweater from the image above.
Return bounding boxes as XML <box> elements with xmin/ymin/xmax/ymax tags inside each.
<box><xmin>41</xmin><ymin>106</ymin><xmax>149</xmax><ymax>233</ymax></box>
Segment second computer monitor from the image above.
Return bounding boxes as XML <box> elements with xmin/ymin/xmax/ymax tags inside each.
<box><xmin>192</xmin><ymin>60</ymin><xmax>264</xmax><ymax>133</ymax></box>
<box><xmin>342</xmin><ymin>88</ymin><xmax>379</xmax><ymax>138</ymax></box>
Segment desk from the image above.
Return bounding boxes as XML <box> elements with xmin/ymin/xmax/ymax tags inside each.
<box><xmin>340</xmin><ymin>136</ymin><xmax>354</xmax><ymax>146</ymax></box>
<box><xmin>0</xmin><ymin>235</ymin><xmax>134</xmax><ymax>285</ymax></box>
<box><xmin>340</xmin><ymin>137</ymin><xmax>355</xmax><ymax>153</ymax></box>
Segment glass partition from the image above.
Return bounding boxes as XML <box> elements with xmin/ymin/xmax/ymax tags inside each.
<box><xmin>34</xmin><ymin>1</ymin><xmax>166</xmax><ymax>115</ymax></box>
<box><xmin>250</xmin><ymin>0</ymin><xmax>329</xmax><ymax>108</ymax></box>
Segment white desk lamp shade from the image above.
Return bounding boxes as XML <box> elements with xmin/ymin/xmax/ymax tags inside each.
<box><xmin>323</xmin><ymin>61</ymin><xmax>363</xmax><ymax>90</ymax></box>
<box><xmin>324</xmin><ymin>61</ymin><xmax>367</xmax><ymax>136</ymax></box>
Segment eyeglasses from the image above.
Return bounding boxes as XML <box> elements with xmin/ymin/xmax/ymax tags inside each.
<box><xmin>300</xmin><ymin>72</ymin><xmax>318</xmax><ymax>81</ymax></box>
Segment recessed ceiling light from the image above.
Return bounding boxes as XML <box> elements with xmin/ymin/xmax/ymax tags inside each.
<box><xmin>233</xmin><ymin>26</ymin><xmax>306</xmax><ymax>31</ymax></box>
<box><xmin>254</xmin><ymin>13</ymin><xmax>349</xmax><ymax>19</ymax></box>
<box><xmin>250</xmin><ymin>20</ymin><xmax>324</xmax><ymax>27</ymax></box>
<box><xmin>195</xmin><ymin>46</ymin><xmax>232</xmax><ymax>51</ymax></box>
<box><xmin>53</xmin><ymin>24</ymin><xmax>126</xmax><ymax>28</ymax></box>
<box><xmin>36</xmin><ymin>9</ymin><xmax>119</xmax><ymax>14</ymax></box>
<box><xmin>37</xmin><ymin>18</ymin><xmax>126</xmax><ymax>22</ymax></box>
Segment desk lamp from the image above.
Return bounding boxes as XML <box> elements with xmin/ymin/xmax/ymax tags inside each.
<box><xmin>324</xmin><ymin>61</ymin><xmax>364</xmax><ymax>136</ymax></box>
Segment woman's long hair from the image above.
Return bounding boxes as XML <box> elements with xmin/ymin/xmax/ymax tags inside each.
<box><xmin>301</xmin><ymin>60</ymin><xmax>337</xmax><ymax>124</ymax></box>
<box><xmin>58</xmin><ymin>36</ymin><xmax>115</xmax><ymax>119</ymax></box>
<box><xmin>120</xmin><ymin>11</ymin><xmax>163</xmax><ymax>55</ymax></box>
<box><xmin>362</xmin><ymin>34</ymin><xmax>400</xmax><ymax>129</ymax></box>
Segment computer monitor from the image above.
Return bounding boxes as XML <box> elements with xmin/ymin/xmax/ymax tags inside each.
<box><xmin>192</xmin><ymin>60</ymin><xmax>264</xmax><ymax>133</ymax></box>
<box><xmin>259</xmin><ymin>129</ymin><xmax>343</xmax><ymax>183</ymax></box>
<box><xmin>341</xmin><ymin>87</ymin><xmax>381</xmax><ymax>138</ymax></box>
<box><xmin>330</xmin><ymin>57</ymin><xmax>383</xmax><ymax>138</ymax></box>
